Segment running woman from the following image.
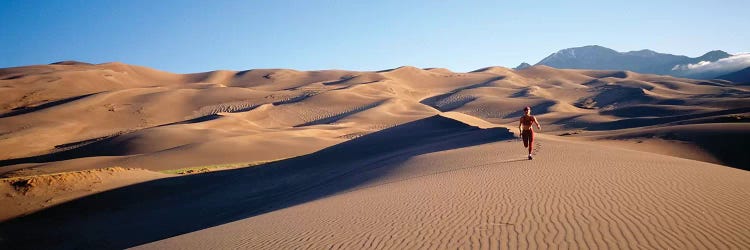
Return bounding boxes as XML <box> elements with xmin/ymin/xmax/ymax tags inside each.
<box><xmin>519</xmin><ymin>106</ymin><xmax>541</xmax><ymax>160</ymax></box>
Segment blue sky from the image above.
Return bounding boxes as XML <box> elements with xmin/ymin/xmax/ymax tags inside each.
<box><xmin>1</xmin><ymin>0</ymin><xmax>748</xmax><ymax>73</ymax></box>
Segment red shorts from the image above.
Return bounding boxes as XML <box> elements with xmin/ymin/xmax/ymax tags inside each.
<box><xmin>522</xmin><ymin>130</ymin><xmax>534</xmax><ymax>147</ymax></box>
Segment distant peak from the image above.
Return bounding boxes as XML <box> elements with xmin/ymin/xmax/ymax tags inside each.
<box><xmin>705</xmin><ymin>49</ymin><xmax>729</xmax><ymax>54</ymax></box>
<box><xmin>701</xmin><ymin>50</ymin><xmax>731</xmax><ymax>57</ymax></box>
<box><xmin>514</xmin><ymin>62</ymin><xmax>532</xmax><ymax>70</ymax></box>
<box><xmin>695</xmin><ymin>50</ymin><xmax>732</xmax><ymax>63</ymax></box>
<box><xmin>539</xmin><ymin>45</ymin><xmax>619</xmax><ymax>65</ymax></box>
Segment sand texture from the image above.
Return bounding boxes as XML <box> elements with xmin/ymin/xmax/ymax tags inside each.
<box><xmin>140</xmin><ymin>135</ymin><xmax>750</xmax><ymax>249</ymax></box>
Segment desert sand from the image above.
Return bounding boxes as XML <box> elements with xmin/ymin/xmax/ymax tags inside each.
<box><xmin>139</xmin><ymin>131</ymin><xmax>750</xmax><ymax>249</ymax></box>
<box><xmin>0</xmin><ymin>62</ymin><xmax>749</xmax><ymax>248</ymax></box>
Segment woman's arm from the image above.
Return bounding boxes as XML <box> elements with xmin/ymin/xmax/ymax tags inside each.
<box><xmin>533</xmin><ymin>116</ymin><xmax>541</xmax><ymax>130</ymax></box>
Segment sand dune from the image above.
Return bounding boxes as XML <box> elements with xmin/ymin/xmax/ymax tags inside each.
<box><xmin>0</xmin><ymin>61</ymin><xmax>749</xmax><ymax>248</ymax></box>
<box><xmin>2</xmin><ymin>114</ymin><xmax>749</xmax><ymax>249</ymax></box>
<box><xmin>2</xmin><ymin>62</ymin><xmax>747</xmax><ymax>173</ymax></box>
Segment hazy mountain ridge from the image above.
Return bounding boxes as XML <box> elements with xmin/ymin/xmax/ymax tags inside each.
<box><xmin>535</xmin><ymin>45</ymin><xmax>733</xmax><ymax>79</ymax></box>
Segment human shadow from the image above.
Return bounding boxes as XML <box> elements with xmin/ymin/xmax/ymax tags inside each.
<box><xmin>0</xmin><ymin>114</ymin><xmax>515</xmax><ymax>249</ymax></box>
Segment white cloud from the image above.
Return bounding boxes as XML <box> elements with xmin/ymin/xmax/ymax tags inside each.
<box><xmin>672</xmin><ymin>53</ymin><xmax>750</xmax><ymax>75</ymax></box>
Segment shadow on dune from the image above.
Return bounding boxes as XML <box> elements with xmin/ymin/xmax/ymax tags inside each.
<box><xmin>0</xmin><ymin>114</ymin><xmax>514</xmax><ymax>249</ymax></box>
<box><xmin>0</xmin><ymin>134</ymin><xmax>127</xmax><ymax>167</ymax></box>
<box><xmin>549</xmin><ymin>107</ymin><xmax>750</xmax><ymax>132</ymax></box>
<box><xmin>585</xmin><ymin>107</ymin><xmax>750</xmax><ymax>131</ymax></box>
<box><xmin>607</xmin><ymin>124</ymin><xmax>750</xmax><ymax>171</ymax></box>
<box><xmin>0</xmin><ymin>113</ymin><xmax>225</xmax><ymax>167</ymax></box>
<box><xmin>0</xmin><ymin>93</ymin><xmax>99</xmax><ymax>118</ymax></box>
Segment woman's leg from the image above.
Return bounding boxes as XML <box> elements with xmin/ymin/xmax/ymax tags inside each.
<box><xmin>522</xmin><ymin>130</ymin><xmax>530</xmax><ymax>148</ymax></box>
<box><xmin>528</xmin><ymin>130</ymin><xmax>534</xmax><ymax>155</ymax></box>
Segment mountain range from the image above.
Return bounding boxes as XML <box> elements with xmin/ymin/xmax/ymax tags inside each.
<box><xmin>517</xmin><ymin>45</ymin><xmax>746</xmax><ymax>81</ymax></box>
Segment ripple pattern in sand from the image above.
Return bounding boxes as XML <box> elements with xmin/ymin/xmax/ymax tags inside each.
<box><xmin>139</xmin><ymin>139</ymin><xmax>750</xmax><ymax>249</ymax></box>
